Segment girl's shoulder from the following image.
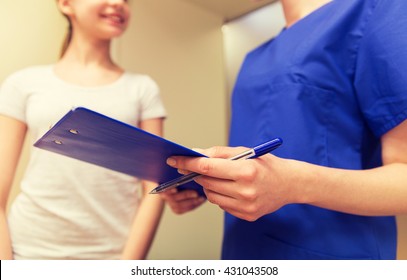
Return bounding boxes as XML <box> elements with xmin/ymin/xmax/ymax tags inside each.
<box><xmin>4</xmin><ymin>65</ymin><xmax>54</xmax><ymax>84</ymax></box>
<box><xmin>121</xmin><ymin>71</ymin><xmax>155</xmax><ymax>83</ymax></box>
<box><xmin>120</xmin><ymin>72</ymin><xmax>159</xmax><ymax>90</ymax></box>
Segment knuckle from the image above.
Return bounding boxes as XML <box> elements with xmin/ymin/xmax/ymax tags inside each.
<box><xmin>245</xmin><ymin>204</ymin><xmax>256</xmax><ymax>215</ymax></box>
<box><xmin>243</xmin><ymin>204</ymin><xmax>260</xmax><ymax>220</ymax></box>
<box><xmin>245</xmin><ymin>215</ymin><xmax>259</xmax><ymax>222</ymax></box>
<box><xmin>171</xmin><ymin>206</ymin><xmax>182</xmax><ymax>214</ymax></box>
<box><xmin>198</xmin><ymin>158</ymin><xmax>212</xmax><ymax>175</ymax></box>
<box><xmin>241</xmin><ymin>188</ymin><xmax>257</xmax><ymax>202</ymax></box>
<box><xmin>207</xmin><ymin>146</ymin><xmax>223</xmax><ymax>158</ymax></box>
<box><xmin>205</xmin><ymin>192</ymin><xmax>218</xmax><ymax>205</ymax></box>
<box><xmin>206</xmin><ymin>195</ymin><xmax>215</xmax><ymax>204</ymax></box>
<box><xmin>238</xmin><ymin>163</ymin><xmax>258</xmax><ymax>182</ymax></box>
<box><xmin>193</xmin><ymin>199</ymin><xmax>202</xmax><ymax>207</ymax></box>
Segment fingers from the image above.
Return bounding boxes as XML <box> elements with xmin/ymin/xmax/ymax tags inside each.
<box><xmin>163</xmin><ymin>145</ymin><xmax>281</xmax><ymax>221</ymax></box>
<box><xmin>203</xmin><ymin>187</ymin><xmax>259</xmax><ymax>221</ymax></box>
<box><xmin>195</xmin><ymin>175</ymin><xmax>239</xmax><ymax>198</ymax></box>
<box><xmin>160</xmin><ymin>188</ymin><xmax>206</xmax><ymax>215</ymax></box>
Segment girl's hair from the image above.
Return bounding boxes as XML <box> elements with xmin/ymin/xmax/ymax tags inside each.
<box><xmin>60</xmin><ymin>15</ymin><xmax>72</xmax><ymax>58</ymax></box>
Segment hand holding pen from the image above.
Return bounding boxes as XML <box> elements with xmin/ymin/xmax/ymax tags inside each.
<box><xmin>156</xmin><ymin>137</ymin><xmax>290</xmax><ymax>221</ymax></box>
<box><xmin>150</xmin><ymin>138</ymin><xmax>282</xmax><ymax>194</ymax></box>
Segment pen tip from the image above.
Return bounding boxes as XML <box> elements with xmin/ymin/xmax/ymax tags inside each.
<box><xmin>149</xmin><ymin>190</ymin><xmax>157</xmax><ymax>194</ymax></box>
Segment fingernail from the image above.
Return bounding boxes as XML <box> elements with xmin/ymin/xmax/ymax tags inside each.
<box><xmin>167</xmin><ymin>158</ymin><xmax>176</xmax><ymax>166</ymax></box>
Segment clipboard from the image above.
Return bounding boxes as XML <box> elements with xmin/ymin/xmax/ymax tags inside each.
<box><xmin>34</xmin><ymin>107</ymin><xmax>205</xmax><ymax>196</ymax></box>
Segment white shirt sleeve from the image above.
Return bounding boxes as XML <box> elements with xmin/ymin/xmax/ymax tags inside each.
<box><xmin>138</xmin><ymin>76</ymin><xmax>167</xmax><ymax>121</ymax></box>
<box><xmin>0</xmin><ymin>71</ymin><xmax>27</xmax><ymax>122</ymax></box>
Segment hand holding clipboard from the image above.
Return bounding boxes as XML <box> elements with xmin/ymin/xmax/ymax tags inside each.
<box><xmin>150</xmin><ymin>138</ymin><xmax>282</xmax><ymax>194</ymax></box>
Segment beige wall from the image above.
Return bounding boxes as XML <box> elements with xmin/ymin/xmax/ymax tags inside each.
<box><xmin>0</xmin><ymin>1</ymin><xmax>66</xmax><ymax>78</ymax></box>
<box><xmin>223</xmin><ymin>2</ymin><xmax>285</xmax><ymax>95</ymax></box>
<box><xmin>116</xmin><ymin>0</ymin><xmax>227</xmax><ymax>259</ymax></box>
<box><xmin>397</xmin><ymin>215</ymin><xmax>407</xmax><ymax>259</ymax></box>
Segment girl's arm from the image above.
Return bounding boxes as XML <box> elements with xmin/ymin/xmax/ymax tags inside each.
<box><xmin>0</xmin><ymin>115</ymin><xmax>27</xmax><ymax>259</ymax></box>
<box><xmin>121</xmin><ymin>117</ymin><xmax>165</xmax><ymax>259</ymax></box>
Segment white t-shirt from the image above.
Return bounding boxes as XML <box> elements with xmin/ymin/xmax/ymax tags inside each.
<box><xmin>0</xmin><ymin>65</ymin><xmax>166</xmax><ymax>259</ymax></box>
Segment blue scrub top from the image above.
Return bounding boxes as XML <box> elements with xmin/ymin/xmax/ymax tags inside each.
<box><xmin>224</xmin><ymin>0</ymin><xmax>407</xmax><ymax>260</ymax></box>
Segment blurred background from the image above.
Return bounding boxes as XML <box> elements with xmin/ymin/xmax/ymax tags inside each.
<box><xmin>1</xmin><ymin>0</ymin><xmax>406</xmax><ymax>259</ymax></box>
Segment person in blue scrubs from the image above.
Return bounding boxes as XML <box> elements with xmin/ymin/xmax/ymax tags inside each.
<box><xmin>161</xmin><ymin>0</ymin><xmax>407</xmax><ymax>259</ymax></box>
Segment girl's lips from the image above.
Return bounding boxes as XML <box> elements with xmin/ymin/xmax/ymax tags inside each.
<box><xmin>101</xmin><ymin>13</ymin><xmax>126</xmax><ymax>24</ymax></box>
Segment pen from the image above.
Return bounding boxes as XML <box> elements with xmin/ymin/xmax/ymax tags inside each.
<box><xmin>149</xmin><ymin>137</ymin><xmax>283</xmax><ymax>194</ymax></box>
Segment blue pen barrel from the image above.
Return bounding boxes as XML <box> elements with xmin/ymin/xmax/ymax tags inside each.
<box><xmin>250</xmin><ymin>138</ymin><xmax>283</xmax><ymax>159</ymax></box>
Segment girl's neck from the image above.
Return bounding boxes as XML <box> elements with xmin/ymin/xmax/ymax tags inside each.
<box><xmin>59</xmin><ymin>34</ymin><xmax>115</xmax><ymax>69</ymax></box>
<box><xmin>54</xmin><ymin>34</ymin><xmax>123</xmax><ymax>87</ymax></box>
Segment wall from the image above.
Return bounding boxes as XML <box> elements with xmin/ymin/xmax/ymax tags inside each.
<box><xmin>222</xmin><ymin>1</ymin><xmax>285</xmax><ymax>95</ymax></box>
<box><xmin>0</xmin><ymin>1</ymin><xmax>65</xmax><ymax>78</ymax></box>
<box><xmin>116</xmin><ymin>0</ymin><xmax>227</xmax><ymax>259</ymax></box>
<box><xmin>397</xmin><ymin>216</ymin><xmax>407</xmax><ymax>259</ymax></box>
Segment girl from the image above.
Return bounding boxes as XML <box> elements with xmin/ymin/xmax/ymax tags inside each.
<box><xmin>0</xmin><ymin>0</ymin><xmax>165</xmax><ymax>259</ymax></box>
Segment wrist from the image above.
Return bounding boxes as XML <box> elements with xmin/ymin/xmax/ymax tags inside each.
<box><xmin>288</xmin><ymin>160</ymin><xmax>322</xmax><ymax>205</ymax></box>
